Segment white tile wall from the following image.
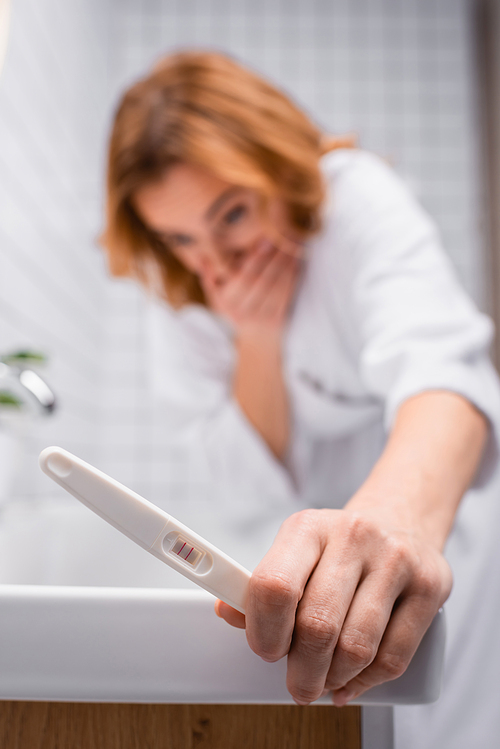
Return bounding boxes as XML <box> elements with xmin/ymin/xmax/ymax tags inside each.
<box><xmin>101</xmin><ymin>0</ymin><xmax>489</xmax><ymax>505</ymax></box>
<box><xmin>0</xmin><ymin>0</ymin><xmax>110</xmax><ymax>499</ymax></box>
<box><xmin>0</xmin><ymin>0</ymin><xmax>490</xmax><ymax>508</ymax></box>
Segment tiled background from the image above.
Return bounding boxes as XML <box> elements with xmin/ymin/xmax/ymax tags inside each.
<box><xmin>0</xmin><ymin>0</ymin><xmax>489</xmax><ymax>507</ymax></box>
<box><xmin>0</xmin><ymin>0</ymin><xmax>110</xmax><ymax>500</ymax></box>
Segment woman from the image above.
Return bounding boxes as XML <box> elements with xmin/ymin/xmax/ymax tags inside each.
<box><xmin>102</xmin><ymin>51</ymin><xmax>500</xmax><ymax>748</ymax></box>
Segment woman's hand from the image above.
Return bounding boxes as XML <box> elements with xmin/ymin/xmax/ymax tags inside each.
<box><xmin>201</xmin><ymin>238</ymin><xmax>301</xmax><ymax>460</ymax></box>
<box><xmin>214</xmin><ymin>392</ymin><xmax>488</xmax><ymax>704</ymax></box>
<box><xmin>216</xmin><ymin>507</ymin><xmax>452</xmax><ymax>706</ymax></box>
<box><xmin>201</xmin><ymin>239</ymin><xmax>301</xmax><ymax>337</ymax></box>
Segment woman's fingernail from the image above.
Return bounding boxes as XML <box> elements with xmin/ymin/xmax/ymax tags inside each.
<box><xmin>214</xmin><ymin>600</ymin><xmax>222</xmax><ymax>618</ymax></box>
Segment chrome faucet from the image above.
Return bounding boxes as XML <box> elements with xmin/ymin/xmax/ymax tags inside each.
<box><xmin>0</xmin><ymin>361</ymin><xmax>56</xmax><ymax>414</ymax></box>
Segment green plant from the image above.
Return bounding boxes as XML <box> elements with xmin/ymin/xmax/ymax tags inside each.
<box><xmin>1</xmin><ymin>349</ymin><xmax>48</xmax><ymax>366</ymax></box>
<box><xmin>0</xmin><ymin>391</ymin><xmax>23</xmax><ymax>409</ymax></box>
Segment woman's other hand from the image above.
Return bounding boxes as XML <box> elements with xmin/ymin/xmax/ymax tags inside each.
<box><xmin>200</xmin><ymin>238</ymin><xmax>301</xmax><ymax>338</ymax></box>
<box><xmin>202</xmin><ymin>238</ymin><xmax>301</xmax><ymax>460</ymax></box>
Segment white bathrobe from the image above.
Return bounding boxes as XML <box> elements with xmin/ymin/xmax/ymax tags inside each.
<box><xmin>146</xmin><ymin>149</ymin><xmax>500</xmax><ymax>749</ymax></box>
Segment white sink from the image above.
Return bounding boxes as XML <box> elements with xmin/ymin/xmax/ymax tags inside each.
<box><xmin>0</xmin><ymin>498</ymin><xmax>445</xmax><ymax>705</ymax></box>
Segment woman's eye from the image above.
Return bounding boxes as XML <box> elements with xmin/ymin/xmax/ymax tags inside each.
<box><xmin>224</xmin><ymin>205</ymin><xmax>247</xmax><ymax>225</ymax></box>
<box><xmin>169</xmin><ymin>234</ymin><xmax>193</xmax><ymax>248</ymax></box>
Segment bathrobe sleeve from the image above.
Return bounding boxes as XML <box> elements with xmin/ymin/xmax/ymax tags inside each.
<box><xmin>329</xmin><ymin>151</ymin><xmax>500</xmax><ymax>479</ymax></box>
<box><xmin>145</xmin><ymin>297</ymin><xmax>296</xmax><ymax>503</ymax></box>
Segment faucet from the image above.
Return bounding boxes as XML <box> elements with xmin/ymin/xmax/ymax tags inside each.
<box><xmin>0</xmin><ymin>362</ymin><xmax>56</xmax><ymax>415</ymax></box>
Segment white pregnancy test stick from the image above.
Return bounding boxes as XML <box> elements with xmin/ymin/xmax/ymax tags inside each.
<box><xmin>39</xmin><ymin>446</ymin><xmax>250</xmax><ymax>613</ymax></box>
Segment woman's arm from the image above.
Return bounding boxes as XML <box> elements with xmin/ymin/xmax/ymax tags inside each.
<box><xmin>216</xmin><ymin>389</ymin><xmax>488</xmax><ymax>704</ymax></box>
<box><xmin>202</xmin><ymin>240</ymin><xmax>299</xmax><ymax>461</ymax></box>
<box><xmin>346</xmin><ymin>389</ymin><xmax>488</xmax><ymax>551</ymax></box>
<box><xmin>234</xmin><ymin>328</ymin><xmax>290</xmax><ymax>460</ymax></box>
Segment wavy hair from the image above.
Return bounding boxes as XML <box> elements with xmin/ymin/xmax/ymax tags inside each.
<box><xmin>102</xmin><ymin>50</ymin><xmax>354</xmax><ymax>307</ymax></box>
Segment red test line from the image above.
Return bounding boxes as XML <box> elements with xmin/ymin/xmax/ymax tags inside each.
<box><xmin>177</xmin><ymin>542</ymin><xmax>186</xmax><ymax>556</ymax></box>
<box><xmin>185</xmin><ymin>547</ymin><xmax>194</xmax><ymax>561</ymax></box>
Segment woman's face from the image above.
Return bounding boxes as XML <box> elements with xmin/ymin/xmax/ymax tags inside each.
<box><xmin>133</xmin><ymin>163</ymin><xmax>297</xmax><ymax>287</ymax></box>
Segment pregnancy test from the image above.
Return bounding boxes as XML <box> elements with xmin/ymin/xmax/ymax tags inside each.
<box><xmin>39</xmin><ymin>446</ymin><xmax>250</xmax><ymax>613</ymax></box>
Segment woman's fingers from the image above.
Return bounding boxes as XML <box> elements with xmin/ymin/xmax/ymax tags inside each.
<box><xmin>264</xmin><ymin>255</ymin><xmax>300</xmax><ymax>321</ymax></box>
<box><xmin>333</xmin><ymin>553</ymin><xmax>451</xmax><ymax>704</ymax></box>
<box><xmin>244</xmin><ymin>511</ymin><xmax>327</xmax><ymax>664</ymax></box>
<box><xmin>214</xmin><ymin>599</ymin><xmax>246</xmax><ymax>629</ymax></box>
<box><xmin>321</xmin><ymin>574</ymin><xmax>407</xmax><ymax>696</ymax></box>
<box><xmin>228</xmin><ymin>244</ymin><xmax>291</xmax><ymax>312</ymax></box>
<box><xmin>320</xmin><ymin>538</ymin><xmax>422</xmax><ymax>696</ymax></box>
<box><xmin>204</xmin><ymin>238</ymin><xmax>300</xmax><ymax>327</ymax></box>
<box><xmin>201</xmin><ymin>240</ymin><xmax>270</xmax><ymax>312</ymax></box>
<box><xmin>329</xmin><ymin>593</ymin><xmax>441</xmax><ymax>706</ymax></box>
<box><xmin>326</xmin><ymin>547</ymin><xmax>451</xmax><ymax>705</ymax></box>
<box><xmin>222</xmin><ymin>241</ymin><xmax>276</xmax><ymax>310</ymax></box>
<box><xmin>284</xmin><ymin>545</ymin><xmax>364</xmax><ymax>704</ymax></box>
<box><xmin>238</xmin><ymin>251</ymin><xmax>297</xmax><ymax>319</ymax></box>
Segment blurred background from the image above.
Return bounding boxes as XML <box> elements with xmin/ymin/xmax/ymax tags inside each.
<box><xmin>0</xmin><ymin>0</ymin><xmax>498</xmax><ymax>509</ymax></box>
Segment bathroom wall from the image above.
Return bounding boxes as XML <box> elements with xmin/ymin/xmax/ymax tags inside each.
<box><xmin>477</xmin><ymin>0</ymin><xmax>500</xmax><ymax>368</ymax></box>
<box><xmin>100</xmin><ymin>0</ymin><xmax>488</xmax><ymax>505</ymax></box>
<box><xmin>0</xmin><ymin>0</ymin><xmax>110</xmax><ymax>499</ymax></box>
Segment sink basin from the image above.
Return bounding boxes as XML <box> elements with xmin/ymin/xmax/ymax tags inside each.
<box><xmin>0</xmin><ymin>498</ymin><xmax>445</xmax><ymax>705</ymax></box>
